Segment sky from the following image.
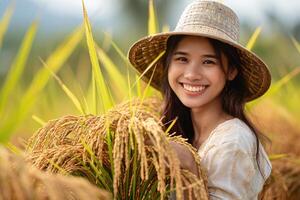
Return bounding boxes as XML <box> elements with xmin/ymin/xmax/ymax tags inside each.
<box><xmin>0</xmin><ymin>0</ymin><xmax>300</xmax><ymax>34</ymax></box>
<box><xmin>226</xmin><ymin>0</ymin><xmax>300</xmax><ymax>25</ymax></box>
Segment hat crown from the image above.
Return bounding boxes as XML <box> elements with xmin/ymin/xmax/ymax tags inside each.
<box><xmin>175</xmin><ymin>0</ymin><xmax>240</xmax><ymax>42</ymax></box>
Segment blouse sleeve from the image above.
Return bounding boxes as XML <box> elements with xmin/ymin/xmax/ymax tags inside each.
<box><xmin>202</xmin><ymin>142</ymin><xmax>260</xmax><ymax>200</ymax></box>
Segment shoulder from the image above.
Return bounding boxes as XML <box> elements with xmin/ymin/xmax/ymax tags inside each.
<box><xmin>206</xmin><ymin>118</ymin><xmax>256</xmax><ymax>154</ymax></box>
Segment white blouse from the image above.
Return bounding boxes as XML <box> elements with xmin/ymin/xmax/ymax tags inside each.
<box><xmin>198</xmin><ymin>118</ymin><xmax>272</xmax><ymax>200</ymax></box>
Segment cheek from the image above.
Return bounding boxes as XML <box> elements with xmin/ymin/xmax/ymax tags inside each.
<box><xmin>207</xmin><ymin>69</ymin><xmax>227</xmax><ymax>87</ymax></box>
<box><xmin>215</xmin><ymin>73</ymin><xmax>227</xmax><ymax>90</ymax></box>
<box><xmin>167</xmin><ymin>65</ymin><xmax>177</xmax><ymax>85</ymax></box>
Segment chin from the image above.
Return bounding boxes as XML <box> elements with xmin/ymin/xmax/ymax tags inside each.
<box><xmin>180</xmin><ymin>99</ymin><xmax>207</xmax><ymax>109</ymax></box>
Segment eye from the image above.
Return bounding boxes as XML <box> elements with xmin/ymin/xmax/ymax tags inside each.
<box><xmin>203</xmin><ymin>59</ymin><xmax>217</xmax><ymax>65</ymax></box>
<box><xmin>174</xmin><ymin>56</ymin><xmax>188</xmax><ymax>63</ymax></box>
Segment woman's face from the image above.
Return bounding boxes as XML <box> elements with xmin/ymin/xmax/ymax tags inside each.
<box><xmin>167</xmin><ymin>36</ymin><xmax>236</xmax><ymax>110</ymax></box>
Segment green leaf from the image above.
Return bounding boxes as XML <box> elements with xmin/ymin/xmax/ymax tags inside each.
<box><xmin>246</xmin><ymin>27</ymin><xmax>262</xmax><ymax>50</ymax></box>
<box><xmin>132</xmin><ymin>50</ymin><xmax>165</xmax><ymax>89</ymax></box>
<box><xmin>265</xmin><ymin>67</ymin><xmax>300</xmax><ymax>97</ymax></box>
<box><xmin>96</xmin><ymin>45</ymin><xmax>128</xmax><ymax>99</ymax></box>
<box><xmin>291</xmin><ymin>36</ymin><xmax>300</xmax><ymax>55</ymax></box>
<box><xmin>40</xmin><ymin>59</ymin><xmax>86</xmax><ymax>115</ymax></box>
<box><xmin>32</xmin><ymin>115</ymin><xmax>46</xmax><ymax>126</ymax></box>
<box><xmin>148</xmin><ymin>0</ymin><xmax>158</xmax><ymax>35</ymax></box>
<box><xmin>0</xmin><ymin>3</ymin><xmax>14</xmax><ymax>49</ymax></box>
<box><xmin>0</xmin><ymin>26</ymin><xmax>84</xmax><ymax>142</ymax></box>
<box><xmin>162</xmin><ymin>24</ymin><xmax>170</xmax><ymax>33</ymax></box>
<box><xmin>247</xmin><ymin>67</ymin><xmax>300</xmax><ymax>109</ymax></box>
<box><xmin>0</xmin><ymin>22</ymin><xmax>38</xmax><ymax>117</ymax></box>
<box><xmin>82</xmin><ymin>0</ymin><xmax>113</xmax><ymax>112</ymax></box>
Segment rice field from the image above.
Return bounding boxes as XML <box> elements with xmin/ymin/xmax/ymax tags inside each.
<box><xmin>0</xmin><ymin>0</ymin><xmax>300</xmax><ymax>199</ymax></box>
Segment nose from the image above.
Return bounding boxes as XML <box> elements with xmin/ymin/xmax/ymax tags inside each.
<box><xmin>183</xmin><ymin>61</ymin><xmax>202</xmax><ymax>81</ymax></box>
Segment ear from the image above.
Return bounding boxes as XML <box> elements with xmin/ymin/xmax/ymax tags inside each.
<box><xmin>227</xmin><ymin>67</ymin><xmax>238</xmax><ymax>81</ymax></box>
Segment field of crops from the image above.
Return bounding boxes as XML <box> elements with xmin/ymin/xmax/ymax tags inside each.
<box><xmin>0</xmin><ymin>0</ymin><xmax>300</xmax><ymax>199</ymax></box>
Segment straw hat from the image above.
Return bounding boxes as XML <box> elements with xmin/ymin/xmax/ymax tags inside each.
<box><xmin>128</xmin><ymin>0</ymin><xmax>271</xmax><ymax>101</ymax></box>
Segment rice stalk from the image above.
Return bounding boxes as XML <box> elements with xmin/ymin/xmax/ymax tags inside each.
<box><xmin>0</xmin><ymin>21</ymin><xmax>38</xmax><ymax>119</ymax></box>
<box><xmin>0</xmin><ymin>146</ymin><xmax>111</xmax><ymax>200</ymax></box>
<box><xmin>0</xmin><ymin>3</ymin><xmax>14</xmax><ymax>49</ymax></box>
<box><xmin>26</xmin><ymin>98</ymin><xmax>208</xmax><ymax>200</ymax></box>
<box><xmin>148</xmin><ymin>0</ymin><xmax>158</xmax><ymax>35</ymax></box>
<box><xmin>246</xmin><ymin>26</ymin><xmax>262</xmax><ymax>50</ymax></box>
<box><xmin>96</xmin><ymin>45</ymin><xmax>128</xmax><ymax>99</ymax></box>
<box><xmin>82</xmin><ymin>0</ymin><xmax>113</xmax><ymax>112</ymax></box>
<box><xmin>264</xmin><ymin>67</ymin><xmax>300</xmax><ymax>98</ymax></box>
<box><xmin>132</xmin><ymin>50</ymin><xmax>165</xmax><ymax>90</ymax></box>
<box><xmin>0</xmin><ymin>25</ymin><xmax>84</xmax><ymax>141</ymax></box>
<box><xmin>291</xmin><ymin>36</ymin><xmax>300</xmax><ymax>54</ymax></box>
<box><xmin>105</xmin><ymin>35</ymin><xmax>137</xmax><ymax>99</ymax></box>
<box><xmin>261</xmin><ymin>158</ymin><xmax>300</xmax><ymax>200</ymax></box>
<box><xmin>40</xmin><ymin>58</ymin><xmax>86</xmax><ymax>115</ymax></box>
<box><xmin>32</xmin><ymin>115</ymin><xmax>46</xmax><ymax>126</ymax></box>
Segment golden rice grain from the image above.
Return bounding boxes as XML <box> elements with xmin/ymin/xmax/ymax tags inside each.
<box><xmin>0</xmin><ymin>146</ymin><xmax>111</xmax><ymax>200</ymax></box>
<box><xmin>26</xmin><ymin>98</ymin><xmax>208</xmax><ymax>200</ymax></box>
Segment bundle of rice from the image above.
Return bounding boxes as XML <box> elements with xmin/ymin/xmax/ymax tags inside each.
<box><xmin>261</xmin><ymin>158</ymin><xmax>300</xmax><ymax>200</ymax></box>
<box><xmin>26</xmin><ymin>98</ymin><xmax>208</xmax><ymax>200</ymax></box>
<box><xmin>0</xmin><ymin>146</ymin><xmax>111</xmax><ymax>200</ymax></box>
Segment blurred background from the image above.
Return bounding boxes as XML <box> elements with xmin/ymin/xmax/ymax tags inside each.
<box><xmin>0</xmin><ymin>0</ymin><xmax>300</xmax><ymax>146</ymax></box>
<box><xmin>1</xmin><ymin>0</ymin><xmax>300</xmax><ymax>74</ymax></box>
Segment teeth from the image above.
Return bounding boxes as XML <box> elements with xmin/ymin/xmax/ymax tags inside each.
<box><xmin>182</xmin><ymin>84</ymin><xmax>206</xmax><ymax>92</ymax></box>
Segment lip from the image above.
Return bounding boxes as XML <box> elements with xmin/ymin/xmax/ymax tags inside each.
<box><xmin>179</xmin><ymin>83</ymin><xmax>208</xmax><ymax>96</ymax></box>
<box><xmin>180</xmin><ymin>82</ymin><xmax>208</xmax><ymax>86</ymax></box>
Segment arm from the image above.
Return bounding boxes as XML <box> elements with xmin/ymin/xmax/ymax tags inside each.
<box><xmin>169</xmin><ymin>141</ymin><xmax>199</xmax><ymax>177</ymax></box>
<box><xmin>145</xmin><ymin>136</ymin><xmax>200</xmax><ymax>177</ymax></box>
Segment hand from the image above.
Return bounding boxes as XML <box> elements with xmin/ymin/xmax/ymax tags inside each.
<box><xmin>144</xmin><ymin>135</ymin><xmax>199</xmax><ymax>177</ymax></box>
<box><xmin>169</xmin><ymin>141</ymin><xmax>199</xmax><ymax>177</ymax></box>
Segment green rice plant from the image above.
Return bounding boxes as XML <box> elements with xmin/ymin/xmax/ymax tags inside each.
<box><xmin>291</xmin><ymin>36</ymin><xmax>300</xmax><ymax>54</ymax></box>
<box><xmin>96</xmin><ymin>45</ymin><xmax>128</xmax><ymax>101</ymax></box>
<box><xmin>0</xmin><ymin>146</ymin><xmax>111</xmax><ymax>200</ymax></box>
<box><xmin>148</xmin><ymin>0</ymin><xmax>158</xmax><ymax>35</ymax></box>
<box><xmin>41</xmin><ymin>59</ymin><xmax>86</xmax><ymax>115</ymax></box>
<box><xmin>246</xmin><ymin>26</ymin><xmax>262</xmax><ymax>50</ymax></box>
<box><xmin>0</xmin><ymin>3</ymin><xmax>14</xmax><ymax>50</ymax></box>
<box><xmin>26</xmin><ymin>99</ymin><xmax>208</xmax><ymax>200</ymax></box>
<box><xmin>0</xmin><ymin>26</ymin><xmax>84</xmax><ymax>142</ymax></box>
<box><xmin>82</xmin><ymin>0</ymin><xmax>113</xmax><ymax>113</ymax></box>
<box><xmin>0</xmin><ymin>22</ymin><xmax>38</xmax><ymax>117</ymax></box>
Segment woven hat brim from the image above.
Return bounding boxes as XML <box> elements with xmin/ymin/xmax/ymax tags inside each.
<box><xmin>128</xmin><ymin>31</ymin><xmax>271</xmax><ymax>102</ymax></box>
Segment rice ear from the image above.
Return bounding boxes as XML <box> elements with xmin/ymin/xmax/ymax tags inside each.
<box><xmin>0</xmin><ymin>146</ymin><xmax>111</xmax><ymax>200</ymax></box>
<box><xmin>26</xmin><ymin>98</ymin><xmax>209</xmax><ymax>199</ymax></box>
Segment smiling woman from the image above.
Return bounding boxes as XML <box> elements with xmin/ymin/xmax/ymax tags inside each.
<box><xmin>128</xmin><ymin>0</ymin><xmax>272</xmax><ymax>199</ymax></box>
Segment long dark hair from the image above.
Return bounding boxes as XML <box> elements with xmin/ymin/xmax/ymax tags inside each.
<box><xmin>160</xmin><ymin>35</ymin><xmax>270</xmax><ymax>180</ymax></box>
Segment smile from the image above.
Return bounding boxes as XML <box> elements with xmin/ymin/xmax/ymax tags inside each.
<box><xmin>181</xmin><ymin>83</ymin><xmax>208</xmax><ymax>93</ymax></box>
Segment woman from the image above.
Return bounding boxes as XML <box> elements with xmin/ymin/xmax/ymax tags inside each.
<box><xmin>128</xmin><ymin>0</ymin><xmax>272</xmax><ymax>199</ymax></box>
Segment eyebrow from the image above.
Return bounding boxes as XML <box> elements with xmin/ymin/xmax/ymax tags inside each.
<box><xmin>173</xmin><ymin>51</ymin><xmax>188</xmax><ymax>56</ymax></box>
<box><xmin>173</xmin><ymin>51</ymin><xmax>218</xmax><ymax>59</ymax></box>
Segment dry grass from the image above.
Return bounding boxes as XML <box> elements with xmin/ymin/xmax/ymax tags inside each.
<box><xmin>261</xmin><ymin>158</ymin><xmax>300</xmax><ymax>200</ymax></box>
<box><xmin>0</xmin><ymin>146</ymin><xmax>111</xmax><ymax>200</ymax></box>
<box><xmin>250</xmin><ymin>100</ymin><xmax>300</xmax><ymax>199</ymax></box>
<box><xmin>250</xmin><ymin>100</ymin><xmax>300</xmax><ymax>155</ymax></box>
<box><xmin>26</xmin><ymin>98</ymin><xmax>208</xmax><ymax>200</ymax></box>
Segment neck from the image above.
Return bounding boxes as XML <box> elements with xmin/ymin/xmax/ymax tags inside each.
<box><xmin>191</xmin><ymin>97</ymin><xmax>233</xmax><ymax>148</ymax></box>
